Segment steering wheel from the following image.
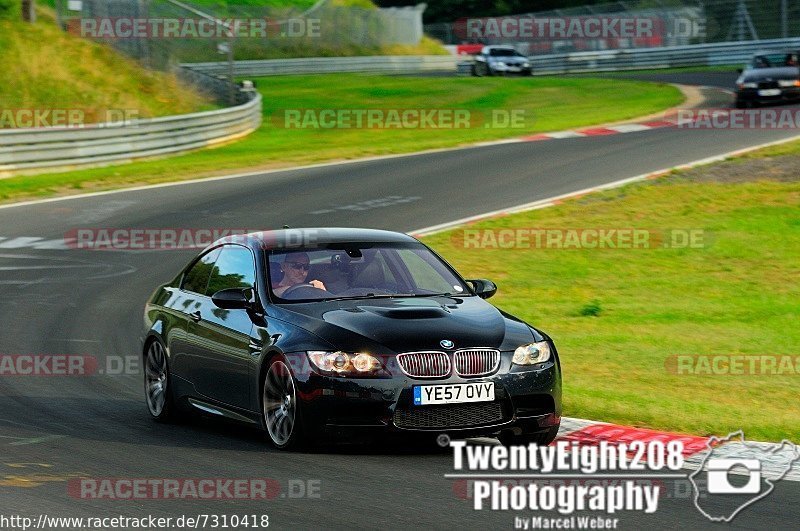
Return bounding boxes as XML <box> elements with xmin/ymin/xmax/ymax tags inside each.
<box><xmin>280</xmin><ymin>283</ymin><xmax>318</xmax><ymax>297</ymax></box>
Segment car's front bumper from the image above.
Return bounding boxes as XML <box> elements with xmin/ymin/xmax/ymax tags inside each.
<box><xmin>490</xmin><ymin>64</ymin><xmax>533</xmax><ymax>75</ymax></box>
<box><xmin>736</xmin><ymin>86</ymin><xmax>800</xmax><ymax>105</ymax></box>
<box><xmin>291</xmin><ymin>352</ymin><xmax>562</xmax><ymax>440</ymax></box>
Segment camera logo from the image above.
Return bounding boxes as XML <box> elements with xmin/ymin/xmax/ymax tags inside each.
<box><xmin>706</xmin><ymin>459</ymin><xmax>761</xmax><ymax>494</ymax></box>
<box><xmin>689</xmin><ymin>431</ymin><xmax>799</xmax><ymax>522</ymax></box>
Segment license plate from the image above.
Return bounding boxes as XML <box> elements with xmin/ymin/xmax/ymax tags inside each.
<box><xmin>758</xmin><ymin>89</ymin><xmax>781</xmax><ymax>96</ymax></box>
<box><xmin>413</xmin><ymin>382</ymin><xmax>495</xmax><ymax>406</ymax></box>
<box><xmin>508</xmin><ymin>67</ymin><xmax>521</xmax><ymax>72</ymax></box>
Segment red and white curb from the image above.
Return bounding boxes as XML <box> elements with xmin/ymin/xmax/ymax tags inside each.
<box><xmin>469</xmin><ymin>418</ymin><xmax>799</xmax><ymax>482</ymax></box>
<box><xmin>518</xmin><ymin>120</ymin><xmax>674</xmax><ymax>143</ymax></box>
<box><xmin>556</xmin><ymin>418</ymin><xmax>800</xmax><ymax>481</ymax></box>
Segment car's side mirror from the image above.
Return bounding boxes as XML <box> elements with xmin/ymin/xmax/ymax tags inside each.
<box><xmin>736</xmin><ymin>68</ymin><xmax>743</xmax><ymax>73</ymax></box>
<box><xmin>212</xmin><ymin>288</ymin><xmax>254</xmax><ymax>310</ymax></box>
<box><xmin>467</xmin><ymin>279</ymin><xmax>497</xmax><ymax>299</ymax></box>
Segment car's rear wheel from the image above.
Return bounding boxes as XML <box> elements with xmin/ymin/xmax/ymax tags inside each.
<box><xmin>144</xmin><ymin>340</ymin><xmax>176</xmax><ymax>422</ymax></box>
<box><xmin>499</xmin><ymin>425</ymin><xmax>560</xmax><ymax>446</ymax></box>
<box><xmin>263</xmin><ymin>359</ymin><xmax>305</xmax><ymax>450</ymax></box>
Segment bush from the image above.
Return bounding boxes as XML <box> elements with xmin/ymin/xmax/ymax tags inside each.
<box><xmin>0</xmin><ymin>0</ymin><xmax>16</xmax><ymax>21</ymax></box>
<box><xmin>579</xmin><ymin>301</ymin><xmax>602</xmax><ymax>317</ymax></box>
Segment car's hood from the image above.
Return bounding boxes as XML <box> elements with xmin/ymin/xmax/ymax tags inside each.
<box><xmin>741</xmin><ymin>67</ymin><xmax>799</xmax><ymax>82</ymax></box>
<box><xmin>273</xmin><ymin>296</ymin><xmax>537</xmax><ymax>353</ymax></box>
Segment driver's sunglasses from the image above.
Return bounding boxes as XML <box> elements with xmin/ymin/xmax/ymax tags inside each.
<box><xmin>286</xmin><ymin>262</ymin><xmax>311</xmax><ymax>272</ymax></box>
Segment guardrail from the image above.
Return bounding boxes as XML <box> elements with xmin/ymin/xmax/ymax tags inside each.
<box><xmin>0</xmin><ymin>92</ymin><xmax>262</xmax><ymax>177</ymax></box>
<box><xmin>528</xmin><ymin>38</ymin><xmax>800</xmax><ymax>75</ymax></box>
<box><xmin>181</xmin><ymin>55</ymin><xmax>459</xmax><ymax>77</ymax></box>
<box><xmin>183</xmin><ymin>39</ymin><xmax>800</xmax><ymax>80</ymax></box>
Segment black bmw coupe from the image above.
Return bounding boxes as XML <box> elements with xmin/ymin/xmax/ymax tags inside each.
<box><xmin>142</xmin><ymin>228</ymin><xmax>561</xmax><ymax>449</ymax></box>
<box><xmin>735</xmin><ymin>50</ymin><xmax>800</xmax><ymax>108</ymax></box>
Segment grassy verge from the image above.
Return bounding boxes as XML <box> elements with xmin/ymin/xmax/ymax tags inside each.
<box><xmin>589</xmin><ymin>65</ymin><xmax>741</xmax><ymax>76</ymax></box>
<box><xmin>422</xmin><ymin>153</ymin><xmax>800</xmax><ymax>442</ymax></box>
<box><xmin>0</xmin><ymin>74</ymin><xmax>682</xmax><ymax>204</ymax></box>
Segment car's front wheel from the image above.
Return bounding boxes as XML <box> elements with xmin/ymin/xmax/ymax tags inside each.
<box><xmin>263</xmin><ymin>359</ymin><xmax>306</xmax><ymax>450</ymax></box>
<box><xmin>144</xmin><ymin>339</ymin><xmax>176</xmax><ymax>422</ymax></box>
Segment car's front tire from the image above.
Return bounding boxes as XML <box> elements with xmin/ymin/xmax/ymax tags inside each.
<box><xmin>262</xmin><ymin>358</ymin><xmax>306</xmax><ymax>450</ymax></box>
<box><xmin>144</xmin><ymin>339</ymin><xmax>177</xmax><ymax>422</ymax></box>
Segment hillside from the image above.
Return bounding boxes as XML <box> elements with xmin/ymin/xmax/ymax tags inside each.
<box><xmin>0</xmin><ymin>8</ymin><xmax>211</xmax><ymax>125</ymax></box>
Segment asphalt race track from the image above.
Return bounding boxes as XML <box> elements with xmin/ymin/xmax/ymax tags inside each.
<box><xmin>0</xmin><ymin>74</ymin><xmax>798</xmax><ymax>529</ymax></box>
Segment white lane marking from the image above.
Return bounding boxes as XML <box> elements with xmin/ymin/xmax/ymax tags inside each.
<box><xmin>0</xmin><ymin>237</ymin><xmax>45</xmax><ymax>249</ymax></box>
<box><xmin>473</xmin><ymin>138</ymin><xmax>525</xmax><ymax>147</ymax></box>
<box><xmin>411</xmin><ymin>132</ymin><xmax>800</xmax><ymax>237</ymax></box>
<box><xmin>547</xmin><ymin>131</ymin><xmax>587</xmax><ymax>138</ymax></box>
<box><xmin>0</xmin><ymin>237</ymin><xmax>72</xmax><ymax>250</ymax></box>
<box><xmin>311</xmin><ymin>195</ymin><xmax>421</xmax><ymax>215</ymax></box>
<box><xmin>411</xmin><ymin>173</ymin><xmax>648</xmax><ymax>237</ymax></box>
<box><xmin>606</xmin><ymin>123</ymin><xmax>654</xmax><ymax>133</ymax></box>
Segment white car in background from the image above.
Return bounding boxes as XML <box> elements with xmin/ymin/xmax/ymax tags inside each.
<box><xmin>473</xmin><ymin>45</ymin><xmax>533</xmax><ymax>76</ymax></box>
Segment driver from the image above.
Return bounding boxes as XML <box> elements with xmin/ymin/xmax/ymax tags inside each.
<box><xmin>273</xmin><ymin>252</ymin><xmax>327</xmax><ymax>297</ymax></box>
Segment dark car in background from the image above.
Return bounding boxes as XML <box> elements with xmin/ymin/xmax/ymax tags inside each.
<box><xmin>735</xmin><ymin>50</ymin><xmax>800</xmax><ymax>108</ymax></box>
<box><xmin>473</xmin><ymin>45</ymin><xmax>533</xmax><ymax>76</ymax></box>
<box><xmin>142</xmin><ymin>229</ymin><xmax>561</xmax><ymax>450</ymax></box>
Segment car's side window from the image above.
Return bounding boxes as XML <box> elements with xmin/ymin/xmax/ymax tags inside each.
<box><xmin>181</xmin><ymin>248</ymin><xmax>221</xmax><ymax>294</ymax></box>
<box><xmin>205</xmin><ymin>245</ymin><xmax>257</xmax><ymax>296</ymax></box>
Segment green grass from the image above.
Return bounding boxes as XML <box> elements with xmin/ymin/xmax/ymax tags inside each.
<box><xmin>0</xmin><ymin>74</ymin><xmax>682</xmax><ymax>203</ymax></box>
<box><xmin>589</xmin><ymin>65</ymin><xmax>741</xmax><ymax>76</ymax></box>
<box><xmin>739</xmin><ymin>136</ymin><xmax>800</xmax><ymax>158</ymax></box>
<box><xmin>421</xmin><ymin>177</ymin><xmax>800</xmax><ymax>442</ymax></box>
<box><xmin>0</xmin><ymin>9</ymin><xmax>210</xmax><ymax>120</ymax></box>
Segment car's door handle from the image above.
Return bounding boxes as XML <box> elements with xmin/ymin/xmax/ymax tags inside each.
<box><xmin>189</xmin><ymin>311</ymin><xmax>202</xmax><ymax>323</ymax></box>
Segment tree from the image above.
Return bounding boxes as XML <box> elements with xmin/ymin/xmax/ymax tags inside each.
<box><xmin>22</xmin><ymin>0</ymin><xmax>35</xmax><ymax>22</ymax></box>
<box><xmin>0</xmin><ymin>0</ymin><xmax>15</xmax><ymax>20</ymax></box>
<box><xmin>374</xmin><ymin>0</ymin><xmax>612</xmax><ymax>24</ymax></box>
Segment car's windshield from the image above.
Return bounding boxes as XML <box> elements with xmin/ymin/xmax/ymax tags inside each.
<box><xmin>267</xmin><ymin>242</ymin><xmax>471</xmax><ymax>302</ymax></box>
<box><xmin>490</xmin><ymin>49</ymin><xmax>523</xmax><ymax>57</ymax></box>
<box><xmin>750</xmin><ymin>52</ymin><xmax>799</xmax><ymax>69</ymax></box>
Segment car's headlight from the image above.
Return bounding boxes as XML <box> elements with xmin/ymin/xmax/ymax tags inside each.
<box><xmin>738</xmin><ymin>82</ymin><xmax>757</xmax><ymax>89</ymax></box>
<box><xmin>495</xmin><ymin>61</ymin><xmax>506</xmax><ymax>67</ymax></box>
<box><xmin>523</xmin><ymin>62</ymin><xmax>530</xmax><ymax>67</ymax></box>
<box><xmin>778</xmin><ymin>80</ymin><xmax>800</xmax><ymax>87</ymax></box>
<box><xmin>307</xmin><ymin>351</ymin><xmax>382</xmax><ymax>376</ymax></box>
<box><xmin>513</xmin><ymin>342</ymin><xmax>552</xmax><ymax>366</ymax></box>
